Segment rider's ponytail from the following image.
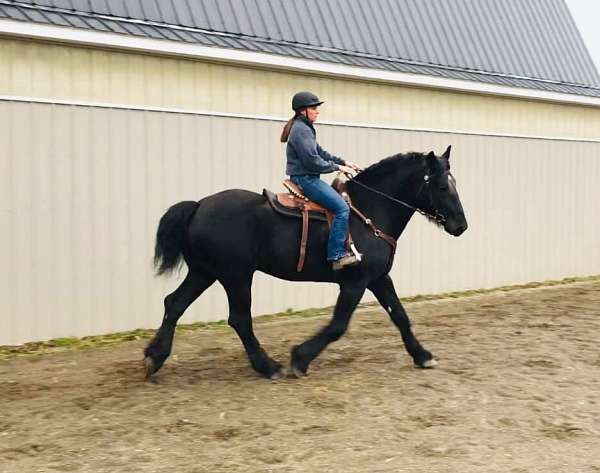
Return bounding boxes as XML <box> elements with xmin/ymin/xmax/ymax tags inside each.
<box><xmin>280</xmin><ymin>114</ymin><xmax>297</xmax><ymax>143</ymax></box>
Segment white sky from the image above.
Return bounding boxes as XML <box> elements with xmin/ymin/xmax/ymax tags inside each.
<box><xmin>565</xmin><ymin>0</ymin><xmax>600</xmax><ymax>76</ymax></box>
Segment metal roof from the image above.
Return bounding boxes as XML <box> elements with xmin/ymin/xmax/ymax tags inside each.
<box><xmin>2</xmin><ymin>0</ymin><xmax>600</xmax><ymax>97</ymax></box>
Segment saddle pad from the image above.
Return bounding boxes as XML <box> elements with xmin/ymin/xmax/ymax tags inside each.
<box><xmin>262</xmin><ymin>189</ymin><xmax>328</xmax><ymax>222</ymax></box>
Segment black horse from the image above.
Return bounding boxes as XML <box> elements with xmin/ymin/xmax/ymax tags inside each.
<box><xmin>145</xmin><ymin>146</ymin><xmax>467</xmax><ymax>379</ymax></box>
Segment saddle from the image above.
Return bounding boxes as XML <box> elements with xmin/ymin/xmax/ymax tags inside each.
<box><xmin>262</xmin><ymin>178</ymin><xmax>355</xmax><ymax>272</ymax></box>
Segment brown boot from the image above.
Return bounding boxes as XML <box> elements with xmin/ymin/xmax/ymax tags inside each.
<box><xmin>332</xmin><ymin>253</ymin><xmax>360</xmax><ymax>271</ymax></box>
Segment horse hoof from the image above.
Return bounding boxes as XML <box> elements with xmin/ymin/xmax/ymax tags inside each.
<box><xmin>415</xmin><ymin>358</ymin><xmax>438</xmax><ymax>369</ymax></box>
<box><xmin>270</xmin><ymin>367</ymin><xmax>287</xmax><ymax>380</ymax></box>
<box><xmin>144</xmin><ymin>357</ymin><xmax>156</xmax><ymax>379</ymax></box>
<box><xmin>289</xmin><ymin>364</ymin><xmax>308</xmax><ymax>378</ymax></box>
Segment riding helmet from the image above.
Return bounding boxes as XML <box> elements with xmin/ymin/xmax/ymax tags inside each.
<box><xmin>292</xmin><ymin>91</ymin><xmax>324</xmax><ymax>111</ymax></box>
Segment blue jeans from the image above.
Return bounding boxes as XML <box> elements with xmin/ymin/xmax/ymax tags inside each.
<box><xmin>291</xmin><ymin>175</ymin><xmax>350</xmax><ymax>261</ymax></box>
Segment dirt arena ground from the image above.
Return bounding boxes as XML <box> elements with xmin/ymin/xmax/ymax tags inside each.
<box><xmin>1</xmin><ymin>281</ymin><xmax>599</xmax><ymax>473</ymax></box>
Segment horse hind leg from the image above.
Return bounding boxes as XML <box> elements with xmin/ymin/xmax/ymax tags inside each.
<box><xmin>223</xmin><ymin>278</ymin><xmax>285</xmax><ymax>380</ymax></box>
<box><xmin>144</xmin><ymin>270</ymin><xmax>216</xmax><ymax>378</ymax></box>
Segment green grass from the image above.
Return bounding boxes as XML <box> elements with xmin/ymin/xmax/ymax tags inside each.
<box><xmin>1</xmin><ymin>274</ymin><xmax>598</xmax><ymax>360</ymax></box>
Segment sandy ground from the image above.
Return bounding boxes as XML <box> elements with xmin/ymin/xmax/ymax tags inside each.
<box><xmin>1</xmin><ymin>281</ymin><xmax>599</xmax><ymax>473</ymax></box>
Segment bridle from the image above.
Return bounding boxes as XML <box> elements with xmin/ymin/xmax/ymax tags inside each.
<box><xmin>347</xmin><ymin>172</ymin><xmax>447</xmax><ymax>225</ymax></box>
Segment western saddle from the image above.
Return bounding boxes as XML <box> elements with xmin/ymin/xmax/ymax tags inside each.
<box><xmin>263</xmin><ymin>177</ymin><xmax>396</xmax><ymax>272</ymax></box>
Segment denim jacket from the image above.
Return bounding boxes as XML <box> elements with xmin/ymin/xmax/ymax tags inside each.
<box><xmin>286</xmin><ymin>117</ymin><xmax>345</xmax><ymax>176</ymax></box>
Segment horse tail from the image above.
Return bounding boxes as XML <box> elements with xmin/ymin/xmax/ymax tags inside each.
<box><xmin>154</xmin><ymin>200</ymin><xmax>199</xmax><ymax>276</ymax></box>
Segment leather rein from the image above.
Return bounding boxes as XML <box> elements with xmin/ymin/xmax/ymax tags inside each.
<box><xmin>340</xmin><ymin>171</ymin><xmax>446</xmax><ymax>253</ymax></box>
<box><xmin>348</xmin><ymin>173</ymin><xmax>447</xmax><ymax>225</ymax></box>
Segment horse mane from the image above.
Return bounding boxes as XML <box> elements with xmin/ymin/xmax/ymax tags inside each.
<box><xmin>354</xmin><ymin>151</ymin><xmax>426</xmax><ymax>184</ymax></box>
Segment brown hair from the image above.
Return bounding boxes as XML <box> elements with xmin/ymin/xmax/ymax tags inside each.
<box><xmin>280</xmin><ymin>113</ymin><xmax>300</xmax><ymax>143</ymax></box>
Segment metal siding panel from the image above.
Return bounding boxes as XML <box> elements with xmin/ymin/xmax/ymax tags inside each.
<box><xmin>303</xmin><ymin>0</ymin><xmax>332</xmax><ymax>47</ymax></box>
<box><xmin>155</xmin><ymin>0</ymin><xmax>179</xmax><ymax>25</ymax></box>
<box><xmin>89</xmin><ymin>107</ymin><xmax>113</xmax><ymax>334</ymax></box>
<box><xmin>18</xmin><ymin>5</ymin><xmax>48</xmax><ymax>22</ymax></box>
<box><xmin>397</xmin><ymin>0</ymin><xmax>433</xmax><ymax>63</ymax></box>
<box><xmin>435</xmin><ymin>0</ymin><xmax>471</xmax><ymax>69</ymax></box>
<box><xmin>344</xmin><ymin>0</ymin><xmax>372</xmax><ymax>53</ymax></box>
<box><xmin>125</xmin><ymin>110</ymin><xmax>150</xmax><ymax>330</ymax></box>
<box><xmin>90</xmin><ymin>47</ymin><xmax>110</xmax><ymax>102</ymax></box>
<box><xmin>79</xmin><ymin>16</ymin><xmax>111</xmax><ymax>32</ymax></box>
<box><xmin>202</xmin><ymin>0</ymin><xmax>228</xmax><ymax>31</ymax></box>
<box><xmin>49</xmin><ymin>104</ymin><xmax>75</xmax><ymax>338</ymax></box>
<box><xmin>170</xmin><ymin>0</ymin><xmax>193</xmax><ymax>27</ymax></box>
<box><xmin>105</xmin><ymin>0</ymin><xmax>127</xmax><ymax>18</ymax></box>
<box><xmin>547</xmin><ymin>0</ymin><xmax>594</xmax><ymax>85</ymax></box>
<box><xmin>2</xmin><ymin>97</ymin><xmax>600</xmax><ymax>345</ymax></box>
<box><xmin>559</xmin><ymin>0</ymin><xmax>600</xmax><ymax>85</ymax></box>
<box><xmin>69</xmin><ymin>45</ymin><xmax>92</xmax><ymax>99</ymax></box>
<box><xmin>286</xmin><ymin>0</ymin><xmax>311</xmax><ymax>44</ymax></box>
<box><xmin>368</xmin><ymin>0</ymin><xmax>400</xmax><ymax>57</ymax></box>
<box><xmin>122</xmin><ymin>0</ymin><xmax>143</xmax><ymax>19</ymax></box>
<box><xmin>10</xmin><ymin>104</ymin><xmax>35</xmax><ymax>344</ymax></box>
<box><xmin>254</xmin><ymin>0</ymin><xmax>280</xmax><ymax>39</ymax></box>
<box><xmin>359</xmin><ymin>0</ymin><xmax>392</xmax><ymax>57</ymax></box>
<box><xmin>88</xmin><ymin>0</ymin><xmax>110</xmax><ymax>16</ymax></box>
<box><xmin>226</xmin><ymin>0</ymin><xmax>254</xmax><ymax>37</ymax></box>
<box><xmin>510</xmin><ymin>1</ymin><xmax>552</xmax><ymax>80</ymax></box>
<box><xmin>106</xmin><ymin>109</ymin><xmax>130</xmax><ymax>332</ymax></box>
<box><xmin>0</xmin><ymin>102</ymin><xmax>11</xmax><ymax>342</ymax></box>
<box><xmin>7</xmin><ymin>37</ymin><xmax>31</xmax><ymax>96</ymax></box>
<box><xmin>214</xmin><ymin>0</ymin><xmax>241</xmax><ymax>32</ymax></box>
<box><xmin>267</xmin><ymin>0</ymin><xmax>291</xmax><ymax>42</ymax></box>
<box><xmin>70</xmin><ymin>106</ymin><xmax>95</xmax><ymax>336</ymax></box>
<box><xmin>472</xmin><ymin>1</ymin><xmax>513</xmax><ymax>75</ymax></box>
<box><xmin>451</xmin><ymin>0</ymin><xmax>490</xmax><ymax>71</ymax></box>
<box><xmin>315</xmin><ymin>0</ymin><xmax>345</xmax><ymax>50</ymax></box>
<box><xmin>497</xmin><ymin>1</ymin><xmax>534</xmax><ymax>77</ymax></box>
<box><xmin>138</xmin><ymin>0</ymin><xmax>162</xmax><ymax>23</ymax></box>
<box><xmin>1</xmin><ymin>4</ymin><xmax>29</xmax><ymax>21</ymax></box>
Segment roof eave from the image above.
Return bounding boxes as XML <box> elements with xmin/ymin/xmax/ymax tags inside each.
<box><xmin>2</xmin><ymin>18</ymin><xmax>600</xmax><ymax>108</ymax></box>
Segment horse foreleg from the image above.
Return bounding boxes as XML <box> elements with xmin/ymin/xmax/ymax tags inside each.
<box><xmin>368</xmin><ymin>275</ymin><xmax>436</xmax><ymax>368</ymax></box>
<box><xmin>144</xmin><ymin>270</ymin><xmax>216</xmax><ymax>378</ymax></box>
<box><xmin>290</xmin><ymin>283</ymin><xmax>366</xmax><ymax>376</ymax></box>
<box><xmin>224</xmin><ymin>280</ymin><xmax>285</xmax><ymax>380</ymax></box>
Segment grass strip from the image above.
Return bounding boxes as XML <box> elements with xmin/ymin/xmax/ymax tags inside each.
<box><xmin>1</xmin><ymin>274</ymin><xmax>598</xmax><ymax>360</ymax></box>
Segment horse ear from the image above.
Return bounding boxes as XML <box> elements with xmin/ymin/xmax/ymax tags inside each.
<box><xmin>442</xmin><ymin>145</ymin><xmax>451</xmax><ymax>160</ymax></box>
<box><xmin>426</xmin><ymin>151</ymin><xmax>437</xmax><ymax>172</ymax></box>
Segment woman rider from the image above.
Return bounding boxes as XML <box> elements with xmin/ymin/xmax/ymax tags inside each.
<box><xmin>280</xmin><ymin>91</ymin><xmax>362</xmax><ymax>271</ymax></box>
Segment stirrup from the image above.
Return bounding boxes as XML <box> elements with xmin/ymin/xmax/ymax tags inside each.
<box><xmin>332</xmin><ymin>253</ymin><xmax>360</xmax><ymax>271</ymax></box>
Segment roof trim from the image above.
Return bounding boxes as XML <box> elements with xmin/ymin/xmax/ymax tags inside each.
<box><xmin>2</xmin><ymin>18</ymin><xmax>600</xmax><ymax>108</ymax></box>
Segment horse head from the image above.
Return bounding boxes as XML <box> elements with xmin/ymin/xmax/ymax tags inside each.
<box><xmin>419</xmin><ymin>145</ymin><xmax>468</xmax><ymax>236</ymax></box>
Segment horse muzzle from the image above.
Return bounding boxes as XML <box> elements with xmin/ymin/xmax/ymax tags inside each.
<box><xmin>445</xmin><ymin>219</ymin><xmax>468</xmax><ymax>237</ymax></box>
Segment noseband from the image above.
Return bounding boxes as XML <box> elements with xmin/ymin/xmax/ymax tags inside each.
<box><xmin>348</xmin><ymin>173</ymin><xmax>447</xmax><ymax>225</ymax></box>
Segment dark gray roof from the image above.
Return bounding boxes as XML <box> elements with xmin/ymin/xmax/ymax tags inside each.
<box><xmin>2</xmin><ymin>0</ymin><xmax>600</xmax><ymax>97</ymax></box>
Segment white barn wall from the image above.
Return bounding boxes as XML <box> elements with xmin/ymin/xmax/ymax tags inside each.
<box><xmin>1</xmin><ymin>100</ymin><xmax>599</xmax><ymax>345</ymax></box>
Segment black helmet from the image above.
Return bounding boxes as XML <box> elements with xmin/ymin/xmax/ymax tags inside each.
<box><xmin>292</xmin><ymin>91</ymin><xmax>324</xmax><ymax>111</ymax></box>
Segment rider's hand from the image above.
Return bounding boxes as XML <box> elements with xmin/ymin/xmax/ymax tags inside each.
<box><xmin>338</xmin><ymin>164</ymin><xmax>357</xmax><ymax>177</ymax></box>
<box><xmin>344</xmin><ymin>161</ymin><xmax>363</xmax><ymax>172</ymax></box>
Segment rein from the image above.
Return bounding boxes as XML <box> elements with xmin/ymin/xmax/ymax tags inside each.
<box><xmin>348</xmin><ymin>174</ymin><xmax>446</xmax><ymax>225</ymax></box>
